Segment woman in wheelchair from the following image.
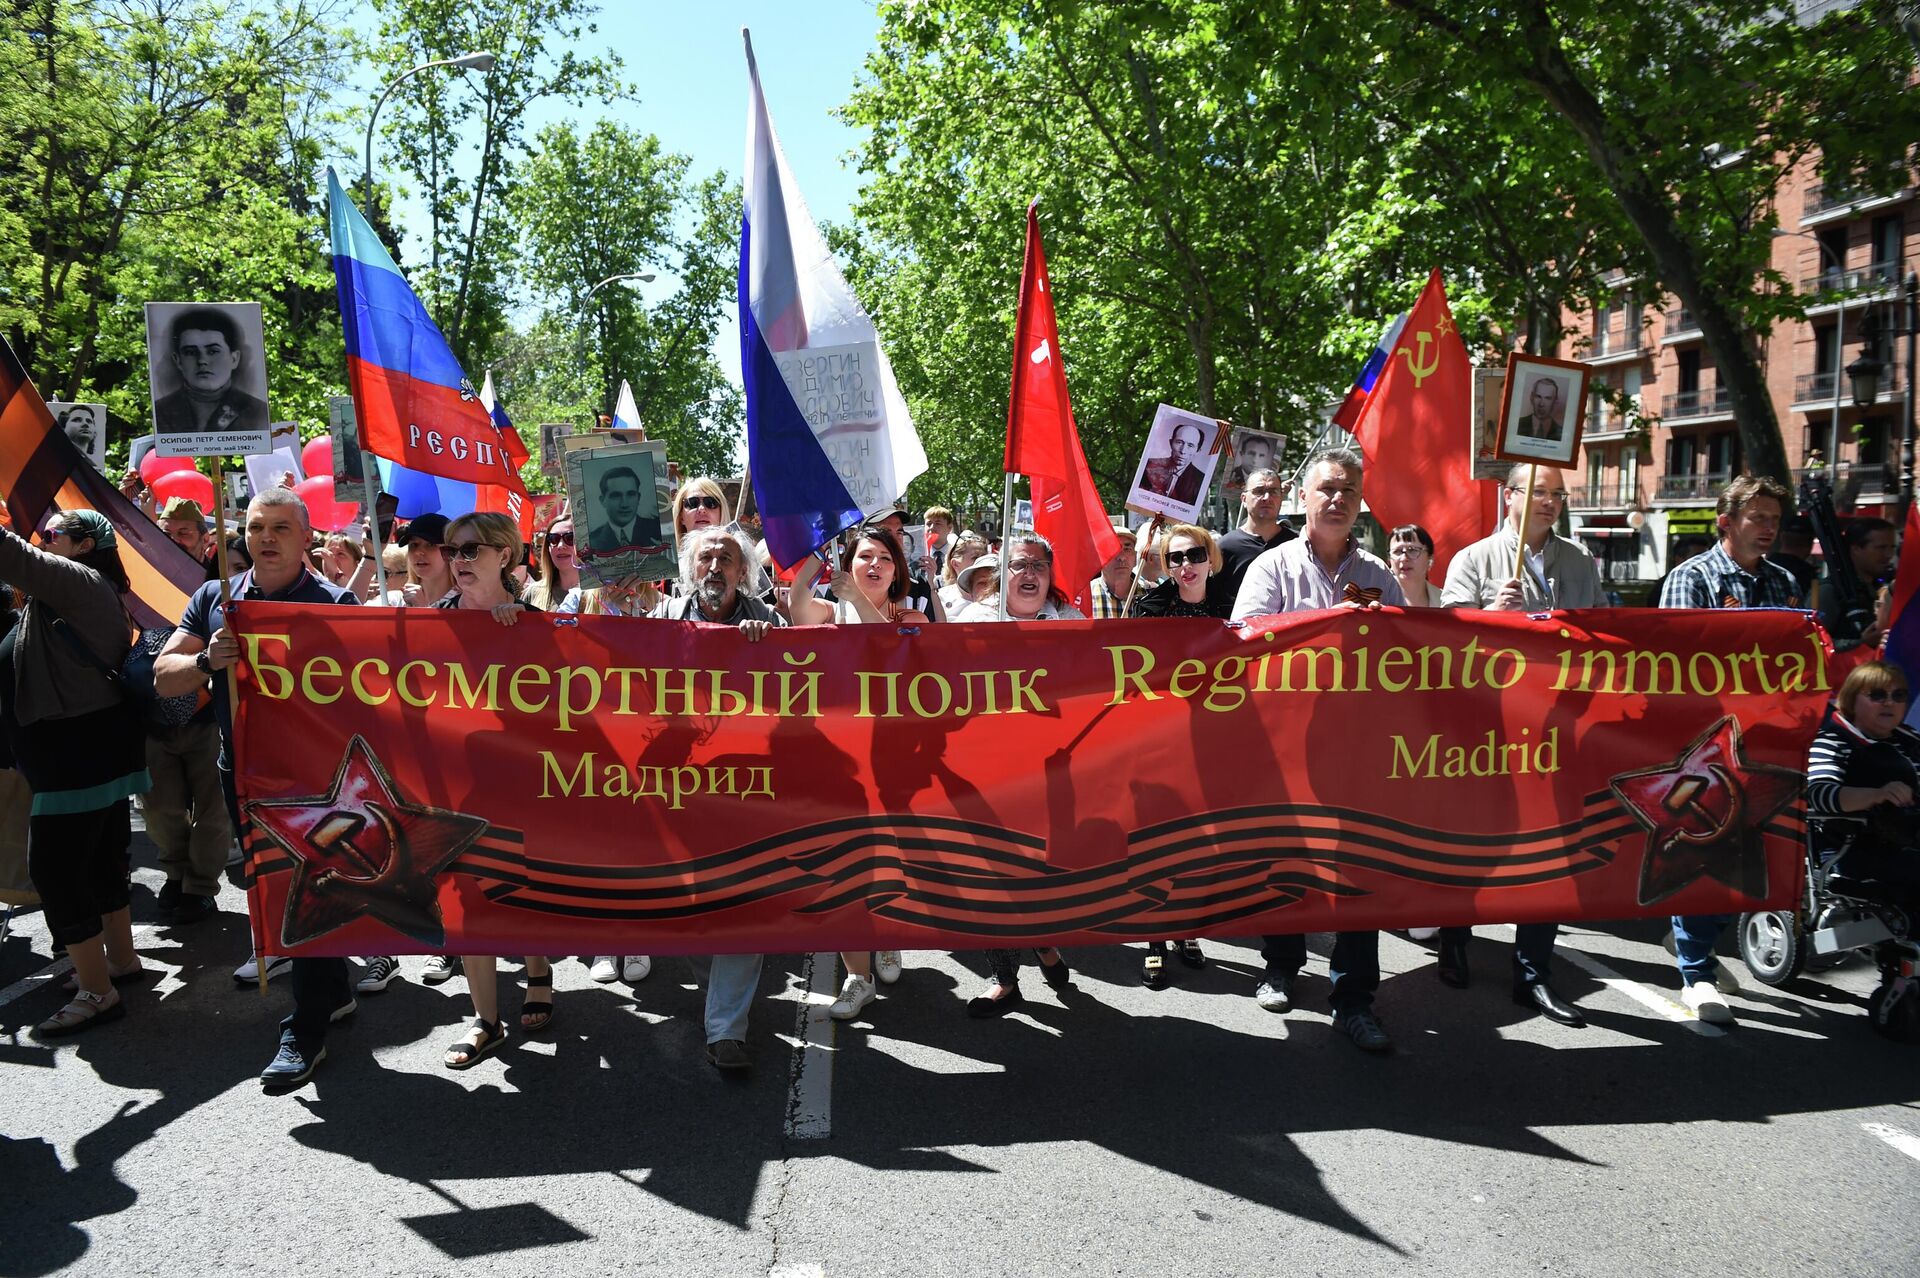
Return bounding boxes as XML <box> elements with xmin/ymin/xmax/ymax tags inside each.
<box><xmin>1806</xmin><ymin>660</ymin><xmax>1920</xmax><ymax>916</ymax></box>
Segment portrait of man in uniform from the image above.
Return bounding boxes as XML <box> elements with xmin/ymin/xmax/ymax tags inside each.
<box><xmin>145</xmin><ymin>302</ymin><xmax>271</xmax><ymax>439</ymax></box>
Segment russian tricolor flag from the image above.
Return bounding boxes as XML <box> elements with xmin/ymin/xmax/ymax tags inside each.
<box><xmin>328</xmin><ymin>169</ymin><xmax>529</xmax><ymax>530</ymax></box>
<box><xmin>1331</xmin><ymin>311</ymin><xmax>1410</xmax><ymax>432</ymax></box>
<box><xmin>740</xmin><ymin>31</ymin><xmax>925</xmax><ymax>568</ymax></box>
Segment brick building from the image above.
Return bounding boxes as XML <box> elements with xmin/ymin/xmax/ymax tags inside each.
<box><xmin>1566</xmin><ymin>154</ymin><xmax>1916</xmax><ymax>599</ymax></box>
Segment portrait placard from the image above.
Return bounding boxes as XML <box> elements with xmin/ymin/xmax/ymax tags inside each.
<box><xmin>561</xmin><ymin>426</ymin><xmax>645</xmax><ymax>456</ymax></box>
<box><xmin>1124</xmin><ymin>403</ymin><xmax>1228</xmax><ymax>523</ymax></box>
<box><xmin>1493</xmin><ymin>352</ymin><xmax>1589</xmax><ymax>468</ymax></box>
<box><xmin>540</xmin><ymin>423</ymin><xmax>568</xmax><ymax>476</ymax></box>
<box><xmin>244</xmin><ymin>447</ymin><xmax>302</xmax><ymax>497</ymax></box>
<box><xmin>144</xmin><ymin>301</ymin><xmax>273</xmax><ymax>457</ymax></box>
<box><xmin>47</xmin><ymin>402</ymin><xmax>108</xmax><ymax>471</ymax></box>
<box><xmin>328</xmin><ymin>397</ymin><xmax>366</xmax><ymax>504</ymax></box>
<box><xmin>1221</xmin><ymin>426</ymin><xmax>1284</xmax><ymax>499</ymax></box>
<box><xmin>1469</xmin><ymin>366</ymin><xmax>1510</xmax><ymax>481</ymax></box>
<box><xmin>564</xmin><ymin>441</ymin><xmax>675</xmax><ymax>588</ymax></box>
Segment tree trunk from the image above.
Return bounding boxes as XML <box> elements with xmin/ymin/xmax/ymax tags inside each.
<box><xmin>1510</xmin><ymin>11</ymin><xmax>1790</xmax><ymax>483</ymax></box>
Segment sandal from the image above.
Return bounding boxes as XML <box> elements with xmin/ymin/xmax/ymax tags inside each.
<box><xmin>966</xmin><ymin>980</ymin><xmax>1025</xmax><ymax>1019</ymax></box>
<box><xmin>33</xmin><ymin>989</ymin><xmax>125</xmax><ymax>1039</ymax></box>
<box><xmin>1035</xmin><ymin>948</ymin><xmax>1072</xmax><ymax>990</ymax></box>
<box><xmin>1176</xmin><ymin>939</ymin><xmax>1207</xmax><ymax>969</ymax></box>
<box><xmin>444</xmin><ymin>1017</ymin><xmax>508</xmax><ymax>1069</ymax></box>
<box><xmin>62</xmin><ymin>958</ymin><xmax>147</xmax><ymax>993</ymax></box>
<box><xmin>520</xmin><ymin>969</ymin><xmax>555</xmax><ymax>1034</ymax></box>
<box><xmin>1141</xmin><ymin>947</ymin><xmax>1169</xmax><ymax>990</ymax></box>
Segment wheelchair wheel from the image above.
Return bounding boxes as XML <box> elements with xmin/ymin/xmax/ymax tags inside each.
<box><xmin>1868</xmin><ymin>977</ymin><xmax>1920</xmax><ymax>1043</ymax></box>
<box><xmin>1738</xmin><ymin>909</ymin><xmax>1806</xmax><ymax>986</ymax></box>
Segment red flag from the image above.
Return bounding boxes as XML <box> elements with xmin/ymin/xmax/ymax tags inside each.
<box><xmin>1351</xmin><ymin>270</ymin><xmax>1496</xmax><ymax>575</ymax></box>
<box><xmin>1004</xmin><ymin>206</ymin><xmax>1119</xmax><ymax>613</ymax></box>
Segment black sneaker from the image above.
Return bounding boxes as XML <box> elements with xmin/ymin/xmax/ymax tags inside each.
<box><xmin>260</xmin><ymin>1039</ymin><xmax>325</xmax><ymax>1089</ymax></box>
<box><xmin>1333</xmin><ymin>1010</ymin><xmax>1393</xmax><ymax>1053</ymax></box>
<box><xmin>155</xmin><ymin>879</ymin><xmax>182</xmax><ymax>922</ymax></box>
<box><xmin>356</xmin><ymin>956</ymin><xmax>400</xmax><ymax>994</ymax></box>
<box><xmin>167</xmin><ymin>893</ymin><xmax>217</xmax><ymax>925</ymax></box>
<box><xmin>706</xmin><ymin>1039</ymin><xmax>750</xmax><ymax>1072</ymax></box>
<box><xmin>421</xmin><ymin>955</ymin><xmax>461</xmax><ymax>985</ymax></box>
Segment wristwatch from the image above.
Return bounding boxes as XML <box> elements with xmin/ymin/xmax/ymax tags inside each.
<box><xmin>195</xmin><ymin>649</ymin><xmax>212</xmax><ymax>675</ymax></box>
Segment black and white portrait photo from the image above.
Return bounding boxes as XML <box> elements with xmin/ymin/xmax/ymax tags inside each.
<box><xmin>564</xmin><ymin>442</ymin><xmax>675</xmax><ymax>587</ymax></box>
<box><xmin>144</xmin><ymin>301</ymin><xmax>272</xmax><ymax>457</ymax></box>
<box><xmin>1494</xmin><ymin>353</ymin><xmax>1589</xmax><ymax>468</ymax></box>
<box><xmin>48</xmin><ymin>402</ymin><xmax>108</xmax><ymax>471</ymax></box>
<box><xmin>1125</xmin><ymin>403</ymin><xmax>1226</xmax><ymax>523</ymax></box>
<box><xmin>1224</xmin><ymin>427</ymin><xmax>1284</xmax><ymax>492</ymax></box>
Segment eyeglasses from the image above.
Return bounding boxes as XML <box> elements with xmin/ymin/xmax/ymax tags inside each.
<box><xmin>1165</xmin><ymin>546</ymin><xmax>1210</xmax><ymax>567</ymax></box>
<box><xmin>1507</xmin><ymin>486</ymin><xmax>1571</xmax><ymax>503</ymax></box>
<box><xmin>445</xmin><ymin>542</ymin><xmax>499</xmax><ymax>561</ymax></box>
<box><xmin>1863</xmin><ymin>687</ymin><xmax>1911</xmax><ymax>704</ymax></box>
<box><xmin>1004</xmin><ymin>559</ymin><xmax>1049</xmax><ymax>575</ymax></box>
<box><xmin>546</xmin><ymin>530</ymin><xmax>575</xmax><ymax>546</ymax></box>
<box><xmin>1389</xmin><ymin>543</ymin><xmax>1427</xmax><ymax>556</ymax></box>
<box><xmin>683</xmin><ymin>495</ymin><xmax>723</xmax><ymax>511</ymax></box>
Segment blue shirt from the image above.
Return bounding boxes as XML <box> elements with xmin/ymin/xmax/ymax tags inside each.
<box><xmin>177</xmin><ymin>568</ymin><xmax>358</xmax><ymax>748</ymax></box>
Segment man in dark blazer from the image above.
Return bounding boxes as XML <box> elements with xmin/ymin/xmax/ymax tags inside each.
<box><xmin>1141</xmin><ymin>421</ymin><xmax>1206</xmax><ymax>505</ymax></box>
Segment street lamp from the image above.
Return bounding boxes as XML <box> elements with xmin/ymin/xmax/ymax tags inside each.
<box><xmin>577</xmin><ymin>272</ymin><xmax>656</xmax><ymax>419</ymax></box>
<box><xmin>362</xmin><ymin>51</ymin><xmax>498</xmax><ymax>211</ymax></box>
<box><xmin>1900</xmin><ymin>271</ymin><xmax>1919</xmax><ymax>525</ymax></box>
<box><xmin>1847</xmin><ymin>347</ymin><xmax>1886</xmax><ymax>407</ymax></box>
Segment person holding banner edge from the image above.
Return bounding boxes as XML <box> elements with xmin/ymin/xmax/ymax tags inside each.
<box><xmin>1437</xmin><ymin>462</ymin><xmax>1602</xmax><ymax>1027</ymax></box>
<box><xmin>1231</xmin><ymin>448</ymin><xmax>1402</xmax><ymax>1053</ymax></box>
<box><xmin>152</xmin><ymin>487</ymin><xmax>362</xmax><ymax>1086</ymax></box>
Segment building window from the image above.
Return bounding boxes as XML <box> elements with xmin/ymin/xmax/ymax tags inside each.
<box><xmin>1707</xmin><ymin>432</ymin><xmax>1737</xmax><ymax>477</ymax></box>
<box><xmin>1587</xmin><ymin>447</ymin><xmax>1605</xmax><ymax>494</ymax></box>
<box><xmin>1872</xmin><ymin>214</ymin><xmax>1903</xmax><ymax>272</ymax></box>
<box><xmin>1857</xmin><ymin>417</ymin><xmax>1887</xmax><ymax>467</ymax></box>
<box><xmin>1818</xmin><ymin>227</ymin><xmax>1848</xmax><ymax>284</ymax></box>
<box><xmin>1668</xmin><ymin>434</ymin><xmax>1698</xmax><ymax>477</ymax></box>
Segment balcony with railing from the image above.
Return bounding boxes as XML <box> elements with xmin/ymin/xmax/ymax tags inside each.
<box><xmin>1663</xmin><ymin>306</ymin><xmax>1700</xmax><ymax>340</ymax></box>
<box><xmin>1569</xmin><ymin>480</ymin><xmax>1641</xmax><ymax>510</ymax></box>
<box><xmin>1585</xmin><ymin>325</ymin><xmax>1645</xmax><ymax>361</ymax></box>
<box><xmin>1803</xmin><ymin>181</ymin><xmax>1913</xmax><ymax>221</ymax></box>
<box><xmin>1655</xmin><ymin>469</ymin><xmax>1733</xmax><ymax>502</ymax></box>
<box><xmin>1794</xmin><ymin>461</ymin><xmax>1895</xmax><ymax>503</ymax></box>
<box><xmin>1661</xmin><ymin>386</ymin><xmax>1733</xmax><ymax>420</ymax></box>
<box><xmin>1800</xmin><ymin>260</ymin><xmax>1901</xmax><ymax>301</ymax></box>
<box><xmin>1792</xmin><ymin>360</ymin><xmax>1907</xmax><ymax>408</ymax></box>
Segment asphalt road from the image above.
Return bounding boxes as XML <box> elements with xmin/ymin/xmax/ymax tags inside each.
<box><xmin>3</xmin><ymin>825</ymin><xmax>1918</xmax><ymax>1278</ymax></box>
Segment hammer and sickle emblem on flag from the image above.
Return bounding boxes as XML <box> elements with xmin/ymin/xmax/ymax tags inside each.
<box><xmin>1398</xmin><ymin>331</ymin><xmax>1439</xmax><ymax>388</ymax></box>
<box><xmin>1030</xmin><ymin>338</ymin><xmax>1051</xmax><ymax>365</ymax></box>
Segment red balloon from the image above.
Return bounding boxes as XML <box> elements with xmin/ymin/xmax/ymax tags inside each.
<box><xmin>139</xmin><ymin>452</ymin><xmax>196</xmax><ymax>486</ymax></box>
<box><xmin>294</xmin><ymin>475</ymin><xmax>360</xmax><ymax>532</ymax></box>
<box><xmin>149</xmin><ymin>468</ymin><xmax>215</xmax><ymax>512</ymax></box>
<box><xmin>300</xmin><ymin>436</ymin><xmax>333</xmax><ymax>481</ymax></box>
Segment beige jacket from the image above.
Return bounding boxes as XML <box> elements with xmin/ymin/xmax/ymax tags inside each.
<box><xmin>1440</xmin><ymin>525</ymin><xmax>1606</xmax><ymax>611</ymax></box>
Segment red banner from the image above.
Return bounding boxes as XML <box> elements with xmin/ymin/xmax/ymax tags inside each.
<box><xmin>230</xmin><ymin>605</ymin><xmax>1828</xmax><ymax>957</ymax></box>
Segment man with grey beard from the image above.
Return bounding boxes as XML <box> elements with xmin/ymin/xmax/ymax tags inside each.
<box><xmin>648</xmin><ymin>526</ymin><xmax>780</xmax><ymax>1068</ymax></box>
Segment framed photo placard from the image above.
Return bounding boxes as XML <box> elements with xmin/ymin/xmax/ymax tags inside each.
<box><xmin>1492</xmin><ymin>352</ymin><xmax>1590</xmax><ymax>468</ymax></box>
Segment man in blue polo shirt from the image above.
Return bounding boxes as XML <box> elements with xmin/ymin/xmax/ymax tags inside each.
<box><xmin>154</xmin><ymin>486</ymin><xmax>363</xmax><ymax>1088</ymax></box>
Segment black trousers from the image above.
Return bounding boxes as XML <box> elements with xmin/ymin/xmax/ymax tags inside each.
<box><xmin>1438</xmin><ymin>922</ymin><xmax>1560</xmax><ymax>986</ymax></box>
<box><xmin>29</xmin><ymin>800</ymin><xmax>132</xmax><ymax>947</ymax></box>
<box><xmin>1260</xmin><ymin>931</ymin><xmax>1379</xmax><ymax>1014</ymax></box>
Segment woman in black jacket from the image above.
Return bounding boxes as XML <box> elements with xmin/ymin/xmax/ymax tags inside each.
<box><xmin>1125</xmin><ymin>523</ymin><xmax>1232</xmax><ymax>987</ymax></box>
<box><xmin>0</xmin><ymin>511</ymin><xmax>149</xmax><ymax>1036</ymax></box>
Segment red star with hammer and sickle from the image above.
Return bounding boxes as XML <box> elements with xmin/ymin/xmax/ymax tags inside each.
<box><xmin>1609</xmin><ymin>716</ymin><xmax>1802</xmax><ymax>907</ymax></box>
<box><xmin>245</xmin><ymin>736</ymin><xmax>488</xmax><ymax>947</ymax></box>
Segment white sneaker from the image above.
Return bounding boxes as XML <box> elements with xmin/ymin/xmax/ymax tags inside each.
<box><xmin>621</xmin><ymin>955</ymin><xmax>652</xmax><ymax>984</ymax></box>
<box><xmin>1682</xmin><ymin>981</ymin><xmax>1735</xmax><ymax>1024</ymax></box>
<box><xmin>1407</xmin><ymin>927</ymin><xmax>1440</xmax><ymax>941</ymax></box>
<box><xmin>874</xmin><ymin>951</ymin><xmax>903</xmax><ymax>985</ymax></box>
<box><xmin>233</xmin><ymin>952</ymin><xmax>292</xmax><ymax>984</ymax></box>
<box><xmin>588</xmin><ymin>956</ymin><xmax>619</xmax><ymax>983</ymax></box>
<box><xmin>830</xmin><ymin>974</ymin><xmax>877</xmax><ymax>1020</ymax></box>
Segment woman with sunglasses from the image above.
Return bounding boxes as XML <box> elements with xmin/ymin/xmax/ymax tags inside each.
<box><xmin>526</xmin><ymin>513</ymin><xmax>581</xmax><ymax>611</ymax></box>
<box><xmin>433</xmin><ymin>512</ymin><xmax>555</xmax><ymax>1068</ymax></box>
<box><xmin>1386</xmin><ymin>524</ymin><xmax>1439</xmax><ymax>608</ymax></box>
<box><xmin>1123</xmin><ymin>524</ymin><xmax>1231</xmax><ymax>987</ymax></box>
<box><xmin>786</xmin><ymin>525</ymin><xmax>927</xmax><ymax>1018</ymax></box>
<box><xmin>0</xmin><ymin>512</ymin><xmax>149</xmax><ymax>1036</ymax></box>
<box><xmin>673</xmin><ymin>478</ymin><xmax>731</xmax><ymax>540</ymax></box>
<box><xmin>1807</xmin><ymin>661</ymin><xmax>1920</xmax><ymax>917</ymax></box>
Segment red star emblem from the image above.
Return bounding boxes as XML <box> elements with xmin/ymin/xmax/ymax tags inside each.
<box><xmin>245</xmin><ymin>736</ymin><xmax>488</xmax><ymax>947</ymax></box>
<box><xmin>1609</xmin><ymin>716</ymin><xmax>1802</xmax><ymax>907</ymax></box>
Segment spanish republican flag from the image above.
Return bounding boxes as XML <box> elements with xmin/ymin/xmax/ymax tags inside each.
<box><xmin>0</xmin><ymin>337</ymin><xmax>203</xmax><ymax>628</ymax></box>
<box><xmin>1350</xmin><ymin>270</ymin><xmax>1495</xmax><ymax>575</ymax></box>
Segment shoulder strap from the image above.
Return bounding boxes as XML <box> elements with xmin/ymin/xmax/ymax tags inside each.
<box><xmin>46</xmin><ymin>612</ymin><xmax>127</xmax><ymax>689</ymax></box>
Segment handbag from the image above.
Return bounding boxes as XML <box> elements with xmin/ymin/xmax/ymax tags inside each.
<box><xmin>48</xmin><ymin>613</ymin><xmax>201</xmax><ymax>733</ymax></box>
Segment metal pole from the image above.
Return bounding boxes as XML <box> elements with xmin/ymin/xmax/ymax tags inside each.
<box><xmin>362</xmin><ymin>54</ymin><xmax>496</xmax><ymax>213</ymax></box>
<box><xmin>362</xmin><ymin>453</ymin><xmax>388</xmax><ymax>601</ymax></box>
<box><xmin>997</xmin><ymin>471</ymin><xmax>1016</xmax><ymax>621</ymax></box>
<box><xmin>1829</xmin><ymin>297</ymin><xmax>1847</xmax><ymax>478</ymax></box>
<box><xmin>1902</xmin><ymin>271</ymin><xmax>1918</xmax><ymax>527</ymax></box>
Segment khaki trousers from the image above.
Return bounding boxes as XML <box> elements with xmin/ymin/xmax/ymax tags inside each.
<box><xmin>140</xmin><ymin>720</ymin><xmax>231</xmax><ymax>897</ymax></box>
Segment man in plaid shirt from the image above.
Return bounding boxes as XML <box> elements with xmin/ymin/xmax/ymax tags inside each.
<box><xmin>1657</xmin><ymin>473</ymin><xmax>1800</xmax><ymax>1025</ymax></box>
<box><xmin>1085</xmin><ymin>536</ymin><xmax>1139</xmax><ymax>619</ymax></box>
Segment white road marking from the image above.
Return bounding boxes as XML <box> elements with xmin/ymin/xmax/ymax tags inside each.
<box><xmin>783</xmin><ymin>951</ymin><xmax>836</xmax><ymax>1141</ymax></box>
<box><xmin>1862</xmin><ymin>1121</ymin><xmax>1920</xmax><ymax>1163</ymax></box>
<box><xmin>769</xmin><ymin>1265</ymin><xmax>826</xmax><ymax>1277</ymax></box>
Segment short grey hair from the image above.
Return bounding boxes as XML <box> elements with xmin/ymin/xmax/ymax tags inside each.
<box><xmin>1008</xmin><ymin>531</ymin><xmax>1055</xmax><ymax>564</ymax></box>
<box><xmin>248</xmin><ymin>485</ymin><xmax>309</xmax><ymax>529</ymax></box>
<box><xmin>1307</xmin><ymin>447</ymin><xmax>1365</xmax><ymax>483</ymax></box>
<box><xmin>678</xmin><ymin>525</ymin><xmax>755</xmax><ymax>588</ymax></box>
<box><xmin>1242</xmin><ymin>467</ymin><xmax>1282</xmax><ymax>489</ymax></box>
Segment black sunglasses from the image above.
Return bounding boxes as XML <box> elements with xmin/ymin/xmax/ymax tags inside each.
<box><xmin>445</xmin><ymin>542</ymin><xmax>497</xmax><ymax>561</ymax></box>
<box><xmin>546</xmin><ymin>530</ymin><xmax>575</xmax><ymax>546</ymax></box>
<box><xmin>683</xmin><ymin>495</ymin><xmax>723</xmax><ymax>511</ymax></box>
<box><xmin>1165</xmin><ymin>546</ymin><xmax>1210</xmax><ymax>567</ymax></box>
<box><xmin>1863</xmin><ymin>687</ymin><xmax>1911</xmax><ymax>705</ymax></box>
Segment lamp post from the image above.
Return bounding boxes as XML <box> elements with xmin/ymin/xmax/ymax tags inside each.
<box><xmin>1900</xmin><ymin>272</ymin><xmax>1919</xmax><ymax>526</ymax></box>
<box><xmin>576</xmin><ymin>271</ymin><xmax>656</xmax><ymax>422</ymax></box>
<box><xmin>362</xmin><ymin>52</ymin><xmax>498</xmax><ymax>212</ymax></box>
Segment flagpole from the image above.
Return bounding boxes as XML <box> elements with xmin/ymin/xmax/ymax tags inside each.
<box><xmin>997</xmin><ymin>471</ymin><xmax>1016</xmax><ymax>620</ymax></box>
<box><xmin>1511</xmin><ymin>464</ymin><xmax>1538</xmax><ymax>587</ymax></box>
<box><xmin>362</xmin><ymin>452</ymin><xmax>388</xmax><ymax>601</ymax></box>
<box><xmin>208</xmin><ymin>455</ymin><xmax>264</xmax><ymax>995</ymax></box>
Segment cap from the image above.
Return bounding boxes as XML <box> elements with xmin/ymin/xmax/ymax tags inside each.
<box><xmin>400</xmin><ymin>513</ymin><xmax>451</xmax><ymax>546</ymax></box>
<box><xmin>158</xmin><ymin>496</ymin><xmax>205</xmax><ymax>524</ymax></box>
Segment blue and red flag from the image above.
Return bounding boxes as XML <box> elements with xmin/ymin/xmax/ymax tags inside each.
<box><xmin>327</xmin><ymin>169</ymin><xmax>529</xmax><ymax>534</ymax></box>
<box><xmin>1331</xmin><ymin>311</ymin><xmax>1410</xmax><ymax>431</ymax></box>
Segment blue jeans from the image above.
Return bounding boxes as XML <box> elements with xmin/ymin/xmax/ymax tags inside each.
<box><xmin>1672</xmin><ymin>913</ymin><xmax>1735</xmax><ymax>985</ymax></box>
<box><xmin>1439</xmin><ymin>922</ymin><xmax>1559</xmax><ymax>985</ymax></box>
<box><xmin>694</xmin><ymin>953</ymin><xmax>763</xmax><ymax>1044</ymax></box>
<box><xmin>1261</xmin><ymin>932</ymin><xmax>1379</xmax><ymax>1013</ymax></box>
